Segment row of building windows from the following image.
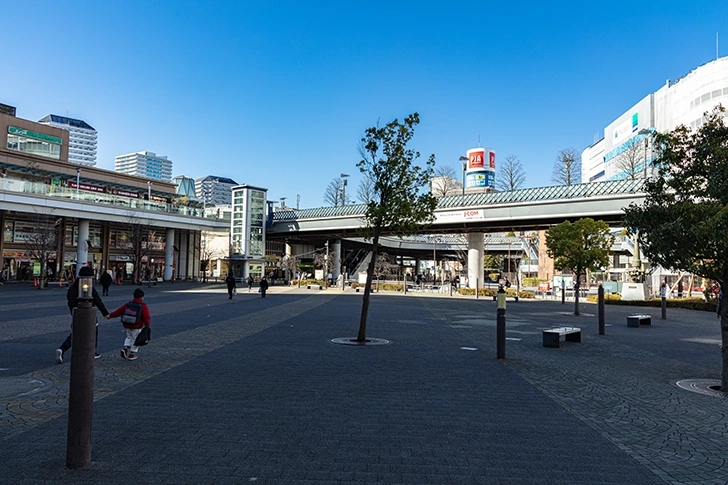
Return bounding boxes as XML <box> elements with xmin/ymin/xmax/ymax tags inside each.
<box><xmin>690</xmin><ymin>87</ymin><xmax>728</xmax><ymax>109</ymax></box>
<box><xmin>7</xmin><ymin>134</ymin><xmax>61</xmax><ymax>159</ymax></box>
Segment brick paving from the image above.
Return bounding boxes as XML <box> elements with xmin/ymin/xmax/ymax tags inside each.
<box><xmin>0</xmin><ymin>282</ymin><xmax>725</xmax><ymax>484</ymax></box>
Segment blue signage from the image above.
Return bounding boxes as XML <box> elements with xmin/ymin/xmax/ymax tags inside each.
<box><xmin>465</xmin><ymin>171</ymin><xmax>495</xmax><ymax>189</ymax></box>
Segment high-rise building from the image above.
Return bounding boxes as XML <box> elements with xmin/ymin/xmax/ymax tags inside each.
<box><xmin>115</xmin><ymin>151</ymin><xmax>173</xmax><ymax>182</ymax></box>
<box><xmin>38</xmin><ymin>114</ymin><xmax>97</xmax><ymax>166</ymax></box>
<box><xmin>582</xmin><ymin>56</ymin><xmax>728</xmax><ymax>183</ymax></box>
<box><xmin>195</xmin><ymin>175</ymin><xmax>238</xmax><ymax>206</ymax></box>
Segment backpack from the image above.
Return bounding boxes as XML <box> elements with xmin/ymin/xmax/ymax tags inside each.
<box><xmin>120</xmin><ymin>301</ymin><xmax>143</xmax><ymax>326</ymax></box>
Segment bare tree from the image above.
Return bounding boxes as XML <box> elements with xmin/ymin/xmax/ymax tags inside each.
<box><xmin>431</xmin><ymin>165</ymin><xmax>460</xmax><ymax>197</ymax></box>
<box><xmin>551</xmin><ymin>147</ymin><xmax>582</xmax><ymax>186</ymax></box>
<box><xmin>614</xmin><ymin>137</ymin><xmax>645</xmax><ymax>180</ymax></box>
<box><xmin>357</xmin><ymin>175</ymin><xmax>377</xmax><ymax>204</ymax></box>
<box><xmin>496</xmin><ymin>154</ymin><xmax>526</xmax><ymax>191</ymax></box>
<box><xmin>373</xmin><ymin>252</ymin><xmax>393</xmax><ymax>292</ymax></box>
<box><xmin>121</xmin><ymin>214</ymin><xmax>162</xmax><ymax>284</ymax></box>
<box><xmin>23</xmin><ymin>212</ymin><xmax>58</xmax><ymax>288</ymax></box>
<box><xmin>313</xmin><ymin>246</ymin><xmax>335</xmax><ymax>281</ymax></box>
<box><xmin>324</xmin><ymin>177</ymin><xmax>348</xmax><ymax>206</ymax></box>
<box><xmin>281</xmin><ymin>254</ymin><xmax>301</xmax><ymax>285</ymax></box>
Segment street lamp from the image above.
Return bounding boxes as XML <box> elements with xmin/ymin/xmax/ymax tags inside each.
<box><xmin>459</xmin><ymin>156</ymin><xmax>468</xmax><ymax>206</ymax></box>
<box><xmin>280</xmin><ymin>197</ymin><xmax>287</xmax><ymax>209</ymax></box>
<box><xmin>637</xmin><ymin>129</ymin><xmax>653</xmax><ymax>179</ymax></box>
<box><xmin>340</xmin><ymin>173</ymin><xmax>349</xmax><ymax>206</ymax></box>
<box><xmin>147</xmin><ymin>181</ymin><xmax>152</xmax><ymax>209</ymax></box>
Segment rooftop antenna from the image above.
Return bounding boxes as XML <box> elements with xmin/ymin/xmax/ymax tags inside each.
<box><xmin>717</xmin><ymin>32</ymin><xmax>719</xmax><ymax>60</ymax></box>
<box><xmin>478</xmin><ymin>132</ymin><xmax>481</xmax><ymax>148</ymax></box>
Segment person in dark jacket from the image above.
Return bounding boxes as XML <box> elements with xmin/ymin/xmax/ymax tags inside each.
<box><xmin>225</xmin><ymin>272</ymin><xmax>236</xmax><ymax>299</ymax></box>
<box><xmin>108</xmin><ymin>288</ymin><xmax>151</xmax><ymax>361</ymax></box>
<box><xmin>55</xmin><ymin>266</ymin><xmax>110</xmax><ymax>364</ymax></box>
<box><xmin>259</xmin><ymin>276</ymin><xmax>269</xmax><ymax>298</ymax></box>
<box><xmin>100</xmin><ymin>270</ymin><xmax>113</xmax><ymax>296</ymax></box>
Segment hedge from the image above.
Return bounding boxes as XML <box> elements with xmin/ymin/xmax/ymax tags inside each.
<box><xmin>457</xmin><ymin>288</ymin><xmax>535</xmax><ymax>299</ymax></box>
<box><xmin>585</xmin><ymin>294</ymin><xmax>718</xmax><ymax>312</ymax></box>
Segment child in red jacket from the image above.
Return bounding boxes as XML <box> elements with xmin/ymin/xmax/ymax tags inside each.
<box><xmin>108</xmin><ymin>288</ymin><xmax>151</xmax><ymax>361</ymax></box>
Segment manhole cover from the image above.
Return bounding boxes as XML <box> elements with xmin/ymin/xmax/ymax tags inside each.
<box><xmin>675</xmin><ymin>379</ymin><xmax>727</xmax><ymax>398</ymax></box>
<box><xmin>331</xmin><ymin>337</ymin><xmax>391</xmax><ymax>346</ymax></box>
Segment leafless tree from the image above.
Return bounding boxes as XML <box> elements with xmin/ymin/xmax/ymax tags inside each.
<box><xmin>373</xmin><ymin>252</ymin><xmax>394</xmax><ymax>291</ymax></box>
<box><xmin>121</xmin><ymin>213</ymin><xmax>162</xmax><ymax>284</ymax></box>
<box><xmin>551</xmin><ymin>147</ymin><xmax>582</xmax><ymax>186</ymax></box>
<box><xmin>281</xmin><ymin>254</ymin><xmax>301</xmax><ymax>285</ymax></box>
<box><xmin>324</xmin><ymin>177</ymin><xmax>348</xmax><ymax>206</ymax></box>
<box><xmin>357</xmin><ymin>175</ymin><xmax>377</xmax><ymax>204</ymax></box>
<box><xmin>431</xmin><ymin>165</ymin><xmax>460</xmax><ymax>197</ymax></box>
<box><xmin>496</xmin><ymin>154</ymin><xmax>526</xmax><ymax>191</ymax></box>
<box><xmin>23</xmin><ymin>211</ymin><xmax>59</xmax><ymax>288</ymax></box>
<box><xmin>614</xmin><ymin>137</ymin><xmax>645</xmax><ymax>180</ymax></box>
<box><xmin>313</xmin><ymin>246</ymin><xmax>335</xmax><ymax>280</ymax></box>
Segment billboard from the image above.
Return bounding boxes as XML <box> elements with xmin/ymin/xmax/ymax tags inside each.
<box><xmin>466</xmin><ymin>148</ymin><xmax>496</xmax><ymax>171</ymax></box>
<box><xmin>465</xmin><ymin>171</ymin><xmax>495</xmax><ymax>188</ymax></box>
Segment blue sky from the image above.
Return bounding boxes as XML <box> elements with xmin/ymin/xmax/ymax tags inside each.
<box><xmin>2</xmin><ymin>1</ymin><xmax>727</xmax><ymax>208</ymax></box>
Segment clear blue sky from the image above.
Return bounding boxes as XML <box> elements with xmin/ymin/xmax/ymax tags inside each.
<box><xmin>2</xmin><ymin>1</ymin><xmax>727</xmax><ymax>208</ymax></box>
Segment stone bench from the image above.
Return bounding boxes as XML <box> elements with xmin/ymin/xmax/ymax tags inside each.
<box><xmin>492</xmin><ymin>295</ymin><xmax>519</xmax><ymax>302</ymax></box>
<box><xmin>542</xmin><ymin>326</ymin><xmax>581</xmax><ymax>348</ymax></box>
<box><xmin>627</xmin><ymin>314</ymin><xmax>651</xmax><ymax>327</ymax></box>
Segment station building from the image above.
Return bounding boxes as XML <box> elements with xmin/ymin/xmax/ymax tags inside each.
<box><xmin>1</xmin><ymin>109</ymin><xmax>222</xmax><ymax>283</ymax></box>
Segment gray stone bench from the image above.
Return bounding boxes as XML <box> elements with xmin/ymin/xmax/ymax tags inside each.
<box><xmin>542</xmin><ymin>326</ymin><xmax>581</xmax><ymax>348</ymax></box>
<box><xmin>627</xmin><ymin>314</ymin><xmax>651</xmax><ymax>327</ymax></box>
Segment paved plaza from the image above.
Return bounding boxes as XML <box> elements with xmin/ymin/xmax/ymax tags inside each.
<box><xmin>0</xmin><ymin>282</ymin><xmax>726</xmax><ymax>484</ymax></box>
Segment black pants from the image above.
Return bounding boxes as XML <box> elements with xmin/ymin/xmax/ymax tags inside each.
<box><xmin>60</xmin><ymin>324</ymin><xmax>99</xmax><ymax>352</ymax></box>
<box><xmin>227</xmin><ymin>287</ymin><xmax>234</xmax><ymax>299</ymax></box>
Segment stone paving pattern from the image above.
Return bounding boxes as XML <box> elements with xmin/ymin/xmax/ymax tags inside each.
<box><xmin>0</xmin><ymin>282</ymin><xmax>726</xmax><ymax>484</ymax></box>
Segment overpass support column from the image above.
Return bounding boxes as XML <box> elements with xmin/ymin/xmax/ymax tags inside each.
<box><xmin>331</xmin><ymin>240</ymin><xmax>342</xmax><ymax>280</ymax></box>
<box><xmin>164</xmin><ymin>228</ymin><xmax>175</xmax><ymax>282</ymax></box>
<box><xmin>468</xmin><ymin>233</ymin><xmax>484</xmax><ymax>289</ymax></box>
<box><xmin>76</xmin><ymin>219</ymin><xmax>90</xmax><ymax>276</ymax></box>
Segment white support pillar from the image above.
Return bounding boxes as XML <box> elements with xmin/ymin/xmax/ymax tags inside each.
<box><xmin>76</xmin><ymin>219</ymin><xmax>90</xmax><ymax>276</ymax></box>
<box><xmin>164</xmin><ymin>228</ymin><xmax>175</xmax><ymax>282</ymax></box>
<box><xmin>468</xmin><ymin>232</ymin><xmax>484</xmax><ymax>289</ymax></box>
<box><xmin>331</xmin><ymin>240</ymin><xmax>342</xmax><ymax>279</ymax></box>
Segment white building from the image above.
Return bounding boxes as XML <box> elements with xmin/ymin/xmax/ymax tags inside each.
<box><xmin>115</xmin><ymin>151</ymin><xmax>173</xmax><ymax>182</ymax></box>
<box><xmin>229</xmin><ymin>184</ymin><xmax>267</xmax><ymax>281</ymax></box>
<box><xmin>195</xmin><ymin>175</ymin><xmax>238</xmax><ymax>206</ymax></box>
<box><xmin>38</xmin><ymin>115</ymin><xmax>97</xmax><ymax>167</ymax></box>
<box><xmin>582</xmin><ymin>56</ymin><xmax>728</xmax><ymax>183</ymax></box>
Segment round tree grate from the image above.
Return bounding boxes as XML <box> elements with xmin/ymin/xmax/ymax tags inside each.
<box><xmin>675</xmin><ymin>379</ymin><xmax>727</xmax><ymax>398</ymax></box>
<box><xmin>330</xmin><ymin>337</ymin><xmax>391</xmax><ymax>346</ymax></box>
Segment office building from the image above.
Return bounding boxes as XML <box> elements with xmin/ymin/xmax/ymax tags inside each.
<box><xmin>115</xmin><ymin>151</ymin><xmax>173</xmax><ymax>182</ymax></box>
<box><xmin>38</xmin><ymin>114</ymin><xmax>97</xmax><ymax>167</ymax></box>
<box><xmin>195</xmin><ymin>175</ymin><xmax>238</xmax><ymax>206</ymax></box>
<box><xmin>582</xmin><ymin>56</ymin><xmax>728</xmax><ymax>183</ymax></box>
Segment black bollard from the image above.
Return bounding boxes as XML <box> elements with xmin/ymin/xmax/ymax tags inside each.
<box><xmin>66</xmin><ymin>300</ymin><xmax>96</xmax><ymax>469</ymax></box>
<box><xmin>598</xmin><ymin>285</ymin><xmax>605</xmax><ymax>335</ymax></box>
<box><xmin>661</xmin><ymin>296</ymin><xmax>667</xmax><ymax>320</ymax></box>
<box><xmin>496</xmin><ymin>286</ymin><xmax>506</xmax><ymax>359</ymax></box>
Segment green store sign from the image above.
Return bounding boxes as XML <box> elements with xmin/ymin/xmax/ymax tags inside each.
<box><xmin>8</xmin><ymin>126</ymin><xmax>62</xmax><ymax>145</ymax></box>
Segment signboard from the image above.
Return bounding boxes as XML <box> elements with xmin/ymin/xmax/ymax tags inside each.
<box><xmin>436</xmin><ymin>209</ymin><xmax>485</xmax><ymax>223</ymax></box>
<box><xmin>112</xmin><ymin>189</ymin><xmax>140</xmax><ymax>198</ymax></box>
<box><xmin>8</xmin><ymin>126</ymin><xmax>62</xmax><ymax>145</ymax></box>
<box><xmin>467</xmin><ymin>149</ymin><xmax>485</xmax><ymax>169</ymax></box>
<box><xmin>68</xmin><ymin>180</ymin><xmax>106</xmax><ymax>194</ymax></box>
<box><xmin>465</xmin><ymin>171</ymin><xmax>495</xmax><ymax>188</ymax></box>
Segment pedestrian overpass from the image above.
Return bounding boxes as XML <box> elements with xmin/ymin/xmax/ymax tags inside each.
<box><xmin>267</xmin><ymin>179</ymin><xmax>646</xmax><ymax>287</ymax></box>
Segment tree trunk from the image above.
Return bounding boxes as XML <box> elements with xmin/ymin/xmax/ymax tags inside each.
<box><xmin>357</xmin><ymin>227</ymin><xmax>381</xmax><ymax>342</ymax></box>
<box><xmin>573</xmin><ymin>271</ymin><xmax>581</xmax><ymax>316</ymax></box>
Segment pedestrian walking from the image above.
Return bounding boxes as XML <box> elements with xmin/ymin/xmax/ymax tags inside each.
<box><xmin>55</xmin><ymin>266</ymin><xmax>110</xmax><ymax>364</ymax></box>
<box><xmin>225</xmin><ymin>272</ymin><xmax>236</xmax><ymax>299</ymax></box>
<box><xmin>100</xmin><ymin>270</ymin><xmax>112</xmax><ymax>296</ymax></box>
<box><xmin>246</xmin><ymin>275</ymin><xmax>253</xmax><ymax>292</ymax></box>
<box><xmin>108</xmin><ymin>288</ymin><xmax>151</xmax><ymax>361</ymax></box>
<box><xmin>259</xmin><ymin>276</ymin><xmax>269</xmax><ymax>298</ymax></box>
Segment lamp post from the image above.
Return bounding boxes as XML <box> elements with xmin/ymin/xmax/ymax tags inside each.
<box><xmin>280</xmin><ymin>197</ymin><xmax>287</xmax><ymax>209</ymax></box>
<box><xmin>147</xmin><ymin>181</ymin><xmax>152</xmax><ymax>210</ymax></box>
<box><xmin>75</xmin><ymin>167</ymin><xmax>81</xmax><ymax>199</ymax></box>
<box><xmin>340</xmin><ymin>173</ymin><xmax>349</xmax><ymax>206</ymax></box>
<box><xmin>496</xmin><ymin>285</ymin><xmax>506</xmax><ymax>359</ymax></box>
<box><xmin>637</xmin><ymin>128</ymin><xmax>652</xmax><ymax>179</ymax></box>
<box><xmin>459</xmin><ymin>156</ymin><xmax>468</xmax><ymax>206</ymax></box>
<box><xmin>66</xmin><ymin>271</ymin><xmax>96</xmax><ymax>469</ymax></box>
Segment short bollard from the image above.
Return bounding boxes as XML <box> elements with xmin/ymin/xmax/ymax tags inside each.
<box><xmin>598</xmin><ymin>285</ymin><xmax>605</xmax><ymax>335</ymax></box>
<box><xmin>661</xmin><ymin>282</ymin><xmax>667</xmax><ymax>320</ymax></box>
<box><xmin>496</xmin><ymin>285</ymin><xmax>506</xmax><ymax>359</ymax></box>
<box><xmin>66</xmin><ymin>274</ymin><xmax>96</xmax><ymax>469</ymax></box>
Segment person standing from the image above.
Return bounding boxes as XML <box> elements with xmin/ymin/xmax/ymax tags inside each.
<box><xmin>225</xmin><ymin>272</ymin><xmax>236</xmax><ymax>300</ymax></box>
<box><xmin>246</xmin><ymin>275</ymin><xmax>254</xmax><ymax>292</ymax></box>
<box><xmin>108</xmin><ymin>288</ymin><xmax>151</xmax><ymax>361</ymax></box>
<box><xmin>55</xmin><ymin>266</ymin><xmax>110</xmax><ymax>364</ymax></box>
<box><xmin>100</xmin><ymin>270</ymin><xmax>112</xmax><ymax>296</ymax></box>
<box><xmin>259</xmin><ymin>276</ymin><xmax>269</xmax><ymax>298</ymax></box>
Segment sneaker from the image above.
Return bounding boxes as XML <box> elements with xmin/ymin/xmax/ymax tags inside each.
<box><xmin>120</xmin><ymin>346</ymin><xmax>129</xmax><ymax>359</ymax></box>
<box><xmin>55</xmin><ymin>349</ymin><xmax>63</xmax><ymax>364</ymax></box>
<box><xmin>127</xmin><ymin>352</ymin><xmax>137</xmax><ymax>361</ymax></box>
<box><xmin>94</xmin><ymin>353</ymin><xmax>101</xmax><ymax>359</ymax></box>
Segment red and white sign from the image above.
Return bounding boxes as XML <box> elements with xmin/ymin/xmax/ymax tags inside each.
<box><xmin>489</xmin><ymin>150</ymin><xmax>496</xmax><ymax>169</ymax></box>
<box><xmin>467</xmin><ymin>149</ymin><xmax>485</xmax><ymax>170</ymax></box>
<box><xmin>436</xmin><ymin>209</ymin><xmax>484</xmax><ymax>222</ymax></box>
